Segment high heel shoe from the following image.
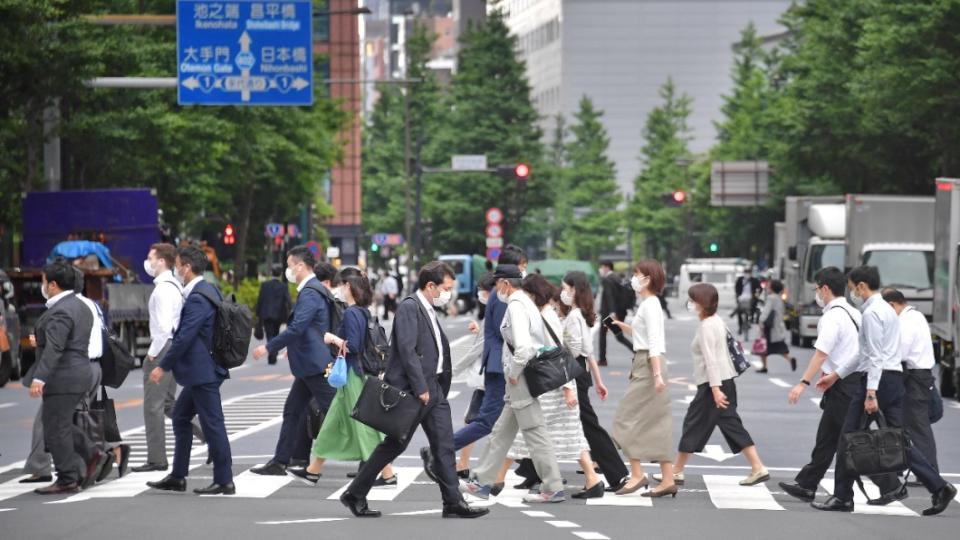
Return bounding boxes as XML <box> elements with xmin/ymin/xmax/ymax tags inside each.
<box><xmin>490</xmin><ymin>482</ymin><xmax>505</xmax><ymax>496</ymax></box>
<box><xmin>614</xmin><ymin>475</ymin><xmax>648</xmax><ymax>495</ymax></box>
<box><xmin>513</xmin><ymin>477</ymin><xmax>538</xmax><ymax>490</ymax></box>
<box><xmin>642</xmin><ymin>484</ymin><xmax>679</xmax><ymax>498</ymax></box>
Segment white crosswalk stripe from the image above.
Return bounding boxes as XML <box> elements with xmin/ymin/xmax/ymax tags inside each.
<box><xmin>703</xmin><ymin>475</ymin><xmax>784</xmax><ymax>511</ymax></box>
<box><xmin>818</xmin><ymin>479</ymin><xmax>917</xmax><ymax>517</ymax></box>
<box><xmin>326</xmin><ymin>467</ymin><xmax>421</xmax><ymax>501</ymax></box>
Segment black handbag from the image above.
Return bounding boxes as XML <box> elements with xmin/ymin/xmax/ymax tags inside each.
<box><xmin>90</xmin><ymin>385</ymin><xmax>122</xmax><ymax>443</ymax></box>
<box><xmin>99</xmin><ymin>329</ymin><xmax>136</xmax><ymax>388</ymax></box>
<box><xmin>351</xmin><ymin>376</ymin><xmax>424</xmax><ymax>443</ymax></box>
<box><xmin>521</xmin><ymin>317</ymin><xmax>585</xmax><ymax>398</ymax></box>
<box><xmin>725</xmin><ymin>329</ymin><xmax>751</xmax><ymax>376</ymax></box>
<box><xmin>842</xmin><ymin>411</ymin><xmax>908</xmax><ymax>477</ymax></box>
<box><xmin>464</xmin><ymin>389</ymin><xmax>485</xmax><ymax>424</ymax></box>
<box><xmin>74</xmin><ymin>400</ymin><xmax>106</xmax><ymax>450</ymax></box>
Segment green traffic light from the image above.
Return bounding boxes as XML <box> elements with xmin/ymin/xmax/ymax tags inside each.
<box><xmin>371</xmin><ymin>243</ymin><xmax>379</xmax><ymax>252</ymax></box>
<box><xmin>709</xmin><ymin>242</ymin><xmax>719</xmax><ymax>253</ymax></box>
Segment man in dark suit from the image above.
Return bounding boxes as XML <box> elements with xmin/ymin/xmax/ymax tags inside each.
<box><xmin>734</xmin><ymin>268</ymin><xmax>762</xmax><ymax>322</ymax></box>
<box><xmin>26</xmin><ymin>261</ymin><xmax>105</xmax><ymax>494</ymax></box>
<box><xmin>598</xmin><ymin>261</ymin><xmax>632</xmax><ymax>366</ymax></box>
<box><xmin>254</xmin><ymin>264</ymin><xmax>291</xmax><ymax>365</ymax></box>
<box><xmin>340</xmin><ymin>262</ymin><xmax>488</xmax><ymax>519</ymax></box>
<box><xmin>147</xmin><ymin>246</ymin><xmax>234</xmax><ymax>495</ymax></box>
<box><xmin>250</xmin><ymin>245</ymin><xmax>337</xmax><ymax>476</ymax></box>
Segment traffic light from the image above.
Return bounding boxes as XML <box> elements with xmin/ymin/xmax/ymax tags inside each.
<box><xmin>662</xmin><ymin>190</ymin><xmax>686</xmax><ymax>207</ymax></box>
<box><xmin>223</xmin><ymin>223</ymin><xmax>236</xmax><ymax>245</ymax></box>
<box><xmin>514</xmin><ymin>163</ymin><xmax>530</xmax><ymax>181</ymax></box>
<box><xmin>497</xmin><ymin>163</ymin><xmax>531</xmax><ymax>181</ymax></box>
<box><xmin>370</xmin><ymin>242</ymin><xmax>379</xmax><ymax>253</ymax></box>
<box><xmin>709</xmin><ymin>242</ymin><xmax>719</xmax><ymax>253</ymax></box>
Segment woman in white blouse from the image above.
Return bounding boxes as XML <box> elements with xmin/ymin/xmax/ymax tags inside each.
<box><xmin>611</xmin><ymin>260</ymin><xmax>677</xmax><ymax>497</ymax></box>
<box><xmin>670</xmin><ymin>283</ymin><xmax>769</xmax><ymax>487</ymax></box>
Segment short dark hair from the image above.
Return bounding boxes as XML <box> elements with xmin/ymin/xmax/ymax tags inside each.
<box><xmin>599</xmin><ymin>260</ymin><xmax>614</xmax><ymax>271</ymax></box>
<box><xmin>334</xmin><ymin>266</ymin><xmax>363</xmax><ymax>286</ymax></box>
<box><xmin>478</xmin><ymin>272</ymin><xmax>497</xmax><ymax>292</ymax></box>
<box><xmin>342</xmin><ymin>272</ymin><xmax>374</xmax><ymax>307</ymax></box>
<box><xmin>270</xmin><ymin>264</ymin><xmax>283</xmax><ymax>278</ymax></box>
<box><xmin>634</xmin><ymin>259</ymin><xmax>665</xmax><ymax>295</ymax></box>
<box><xmin>521</xmin><ymin>273</ymin><xmax>557</xmax><ymax>308</ymax></box>
<box><xmin>688</xmin><ymin>283</ymin><xmax>719</xmax><ymax>317</ymax></box>
<box><xmin>42</xmin><ymin>261</ymin><xmax>76</xmax><ymax>292</ymax></box>
<box><xmin>72</xmin><ymin>266</ymin><xmax>85</xmax><ymax>294</ymax></box>
<box><xmin>848</xmin><ymin>265</ymin><xmax>881</xmax><ymax>291</ymax></box>
<box><xmin>418</xmin><ymin>261</ymin><xmax>455</xmax><ymax>290</ymax></box>
<box><xmin>150</xmin><ymin>243</ymin><xmax>176</xmax><ymax>268</ymax></box>
<box><xmin>498</xmin><ymin>244</ymin><xmax>526</xmax><ymax>266</ymax></box>
<box><xmin>314</xmin><ymin>261</ymin><xmax>337</xmax><ymax>283</ymax></box>
<box><xmin>176</xmin><ymin>246</ymin><xmax>208</xmax><ymax>275</ymax></box>
<box><xmin>770</xmin><ymin>279</ymin><xmax>784</xmax><ymax>294</ymax></box>
<box><xmin>881</xmin><ymin>287</ymin><xmax>906</xmax><ymax>305</ymax></box>
<box><xmin>814</xmin><ymin>266</ymin><xmax>846</xmax><ymax>297</ymax></box>
<box><xmin>287</xmin><ymin>245</ymin><xmax>316</xmax><ymax>268</ymax></box>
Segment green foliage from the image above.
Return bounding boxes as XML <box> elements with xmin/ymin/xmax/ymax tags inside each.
<box><xmin>553</xmin><ymin>96</ymin><xmax>622</xmax><ymax>262</ymax></box>
<box><xmin>219</xmin><ymin>277</ymin><xmax>264</xmax><ymax>312</ymax></box>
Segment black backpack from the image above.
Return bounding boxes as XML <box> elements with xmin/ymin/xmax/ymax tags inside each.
<box><xmin>303</xmin><ymin>282</ymin><xmax>345</xmax><ymax>355</ymax></box>
<box><xmin>197</xmin><ymin>288</ymin><xmax>253</xmax><ymax>370</ymax></box>
<box><xmin>359</xmin><ymin>309</ymin><xmax>390</xmax><ymax>375</ymax></box>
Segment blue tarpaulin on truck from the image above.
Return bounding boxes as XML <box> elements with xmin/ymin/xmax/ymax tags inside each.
<box><xmin>47</xmin><ymin>241</ymin><xmax>114</xmax><ymax>269</ymax></box>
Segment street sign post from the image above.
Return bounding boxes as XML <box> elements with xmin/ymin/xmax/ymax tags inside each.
<box><xmin>265</xmin><ymin>222</ymin><xmax>283</xmax><ymax>237</ymax></box>
<box><xmin>176</xmin><ymin>0</ymin><xmax>313</xmax><ymax>106</ymax></box>
<box><xmin>485</xmin><ymin>224</ymin><xmax>503</xmax><ymax>238</ymax></box>
<box><xmin>485</xmin><ymin>207</ymin><xmax>503</xmax><ymax>224</ymax></box>
<box><xmin>372</xmin><ymin>233</ymin><xmax>405</xmax><ymax>247</ymax></box>
<box><xmin>451</xmin><ymin>155</ymin><xmax>488</xmax><ymax>171</ymax></box>
<box><xmin>305</xmin><ymin>240</ymin><xmax>320</xmax><ymax>258</ymax></box>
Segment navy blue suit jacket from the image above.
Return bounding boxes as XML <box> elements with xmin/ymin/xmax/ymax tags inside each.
<box><xmin>265</xmin><ymin>277</ymin><xmax>333</xmax><ymax>378</ymax></box>
<box><xmin>481</xmin><ymin>294</ymin><xmax>507</xmax><ymax>374</ymax></box>
<box><xmin>160</xmin><ymin>280</ymin><xmax>228</xmax><ymax>387</ymax></box>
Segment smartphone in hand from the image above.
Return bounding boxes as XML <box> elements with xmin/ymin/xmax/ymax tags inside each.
<box><xmin>602</xmin><ymin>315</ymin><xmax>623</xmax><ymax>336</ymax></box>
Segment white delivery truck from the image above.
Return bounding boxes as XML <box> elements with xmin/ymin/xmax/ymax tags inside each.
<box><xmin>677</xmin><ymin>258</ymin><xmax>752</xmax><ymax>312</ymax></box>
<box><xmin>844</xmin><ymin>194</ymin><xmax>935</xmax><ymax>319</ymax></box>
<box><xmin>931</xmin><ymin>178</ymin><xmax>960</xmax><ymax>400</ymax></box>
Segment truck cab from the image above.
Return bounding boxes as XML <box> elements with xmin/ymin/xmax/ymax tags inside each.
<box><xmin>931</xmin><ymin>178</ymin><xmax>960</xmax><ymax>400</ymax></box>
<box><xmin>860</xmin><ymin>242</ymin><xmax>935</xmax><ymax>317</ymax></box>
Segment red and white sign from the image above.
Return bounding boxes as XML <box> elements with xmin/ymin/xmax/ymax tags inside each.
<box><xmin>485</xmin><ymin>207</ymin><xmax>503</xmax><ymax>224</ymax></box>
<box><xmin>485</xmin><ymin>224</ymin><xmax>503</xmax><ymax>238</ymax></box>
<box><xmin>485</xmin><ymin>237</ymin><xmax>504</xmax><ymax>248</ymax></box>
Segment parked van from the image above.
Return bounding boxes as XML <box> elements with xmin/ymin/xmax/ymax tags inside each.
<box><xmin>677</xmin><ymin>258</ymin><xmax>753</xmax><ymax>310</ymax></box>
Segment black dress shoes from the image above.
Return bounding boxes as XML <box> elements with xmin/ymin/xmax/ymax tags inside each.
<box><xmin>251</xmin><ymin>460</ymin><xmax>287</xmax><ymax>476</ymax></box>
<box><xmin>867</xmin><ymin>484</ymin><xmax>908</xmax><ymax>506</ymax></box>
<box><xmin>420</xmin><ymin>447</ymin><xmax>439</xmax><ymax>484</ymax></box>
<box><xmin>340</xmin><ymin>491</ymin><xmax>381</xmax><ymax>517</ymax></box>
<box><xmin>606</xmin><ymin>477</ymin><xmax>629</xmax><ymax>493</ymax></box>
<box><xmin>147</xmin><ymin>475</ymin><xmax>187</xmax><ymax>492</ymax></box>
<box><xmin>442</xmin><ymin>500</ymin><xmax>490</xmax><ymax>519</ymax></box>
<box><xmin>34</xmin><ymin>482</ymin><xmax>80</xmax><ymax>495</ymax></box>
<box><xmin>779</xmin><ymin>481</ymin><xmax>816</xmax><ymax>503</ymax></box>
<box><xmin>117</xmin><ymin>445</ymin><xmax>131</xmax><ymax>478</ymax></box>
<box><xmin>811</xmin><ymin>496</ymin><xmax>854</xmax><ymax>512</ymax></box>
<box><xmin>513</xmin><ymin>477</ymin><xmax>538</xmax><ymax>490</ymax></box>
<box><xmin>457</xmin><ymin>469</ymin><xmax>471</xmax><ymax>480</ymax></box>
<box><xmin>95</xmin><ymin>455</ymin><xmax>115</xmax><ymax>483</ymax></box>
<box><xmin>19</xmin><ymin>475</ymin><xmax>53</xmax><ymax>484</ymax></box>
<box><xmin>572</xmin><ymin>482</ymin><xmax>605</xmax><ymax>500</ymax></box>
<box><xmin>194</xmin><ymin>482</ymin><xmax>236</xmax><ymax>495</ymax></box>
<box><xmin>923</xmin><ymin>483</ymin><xmax>957</xmax><ymax>516</ymax></box>
<box><xmin>131</xmin><ymin>463</ymin><xmax>168</xmax><ymax>473</ymax></box>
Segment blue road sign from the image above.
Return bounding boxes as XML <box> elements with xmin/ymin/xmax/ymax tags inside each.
<box><xmin>177</xmin><ymin>1</ymin><xmax>313</xmax><ymax>106</ymax></box>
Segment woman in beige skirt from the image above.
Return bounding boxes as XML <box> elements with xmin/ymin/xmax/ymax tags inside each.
<box><xmin>611</xmin><ymin>260</ymin><xmax>677</xmax><ymax>498</ymax></box>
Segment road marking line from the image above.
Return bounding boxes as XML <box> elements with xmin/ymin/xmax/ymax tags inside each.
<box><xmin>521</xmin><ymin>510</ymin><xmax>554</xmax><ymax>517</ymax></box>
<box><xmin>327</xmin><ymin>467</ymin><xmax>421</xmax><ymax>501</ymax></box>
<box><xmin>45</xmin><ymin>470</ymin><xmax>169</xmax><ymax>504</ymax></box>
<box><xmin>751</xmin><ymin>360</ymin><xmax>764</xmax><ymax>370</ymax></box>
<box><xmin>545</xmin><ymin>520</ymin><xmax>580</xmax><ymax>528</ymax></box>
<box><xmin>954</xmin><ymin>484</ymin><xmax>960</xmax><ymax>502</ymax></box>
<box><xmin>450</xmin><ymin>335</ymin><xmax>473</xmax><ymax>347</ymax></box>
<box><xmin>389</xmin><ymin>509</ymin><xmax>443</xmax><ymax>516</ymax></box>
<box><xmin>810</xmin><ymin>398</ymin><xmax>821</xmax><ymax>407</ymax></box>
<box><xmin>0</xmin><ymin>461</ymin><xmax>26</xmax><ymax>475</ymax></box>
<box><xmin>257</xmin><ymin>517</ymin><xmax>347</xmax><ymax>525</ymax></box>
<box><xmin>586</xmin><ymin>490</ymin><xmax>652</xmax><ymax>507</ymax></box>
<box><xmin>0</xmin><ymin>475</ymin><xmax>39</xmax><ymax>503</ymax></box>
<box><xmin>447</xmin><ymin>391</ymin><xmax>461</xmax><ymax>400</ymax></box>
<box><xmin>572</xmin><ymin>533</ymin><xmax>610</xmax><ymax>540</ymax></box>
<box><xmin>0</xmin><ymin>508</ymin><xmax>16</xmax><ymax>512</ymax></box>
<box><xmin>818</xmin><ymin>479</ymin><xmax>917</xmax><ymax>516</ymax></box>
<box><xmin>768</xmin><ymin>378</ymin><xmax>792</xmax><ymax>388</ymax></box>
<box><xmin>466</xmin><ymin>472</ymin><xmax>530</xmax><ymax>508</ymax></box>
<box><xmin>0</xmin><ymin>403</ymin><xmax>18</xmax><ymax>409</ymax></box>
<box><xmin>703</xmin><ymin>475</ymin><xmax>784</xmax><ymax>511</ymax></box>
<box><xmin>219</xmin><ymin>466</ymin><xmax>293</xmax><ymax>498</ymax></box>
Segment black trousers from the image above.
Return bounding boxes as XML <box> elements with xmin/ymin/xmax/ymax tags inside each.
<box><xmin>833</xmin><ymin>371</ymin><xmax>946</xmax><ymax>501</ymax></box>
<box><xmin>262</xmin><ymin>319</ymin><xmax>282</xmax><ymax>364</ymax></box>
<box><xmin>348</xmin><ymin>376</ymin><xmax>461</xmax><ymax>505</ymax></box>
<box><xmin>903</xmin><ymin>368</ymin><xmax>939</xmax><ymax>472</ymax></box>
<box><xmin>678</xmin><ymin>380</ymin><xmax>754</xmax><ymax>454</ymax></box>
<box><xmin>273</xmin><ymin>374</ymin><xmax>336</xmax><ymax>464</ymax></box>
<box><xmin>598</xmin><ymin>322</ymin><xmax>632</xmax><ymax>364</ymax></box>
<box><xmin>794</xmin><ymin>375</ymin><xmax>859</xmax><ymax>489</ymax></box>
<box><xmin>42</xmin><ymin>393</ymin><xmax>90</xmax><ymax>485</ymax></box>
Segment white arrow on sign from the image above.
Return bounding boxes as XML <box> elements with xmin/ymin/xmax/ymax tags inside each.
<box><xmin>238</xmin><ymin>31</ymin><xmax>253</xmax><ymax>101</ymax></box>
<box><xmin>696</xmin><ymin>444</ymin><xmax>737</xmax><ymax>462</ymax></box>
<box><xmin>182</xmin><ymin>77</ymin><xmax>201</xmax><ymax>90</ymax></box>
<box><xmin>292</xmin><ymin>77</ymin><xmax>310</xmax><ymax>91</ymax></box>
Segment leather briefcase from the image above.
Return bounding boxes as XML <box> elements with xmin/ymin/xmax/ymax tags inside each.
<box><xmin>351</xmin><ymin>376</ymin><xmax>424</xmax><ymax>443</ymax></box>
<box><xmin>90</xmin><ymin>386</ymin><xmax>122</xmax><ymax>443</ymax></box>
<box><xmin>842</xmin><ymin>411</ymin><xmax>908</xmax><ymax>476</ymax></box>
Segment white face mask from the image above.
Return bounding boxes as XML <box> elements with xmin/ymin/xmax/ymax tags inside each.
<box><xmin>497</xmin><ymin>285</ymin><xmax>509</xmax><ymax>303</ymax></box>
<box><xmin>333</xmin><ymin>287</ymin><xmax>346</xmax><ymax>302</ymax></box>
<box><xmin>560</xmin><ymin>289</ymin><xmax>574</xmax><ymax>306</ymax></box>
<box><xmin>477</xmin><ymin>291</ymin><xmax>489</xmax><ymax>305</ymax></box>
<box><xmin>433</xmin><ymin>288</ymin><xmax>452</xmax><ymax>307</ymax></box>
<box><xmin>520</xmin><ymin>270</ymin><xmax>528</xmax><ymax>279</ymax></box>
<box><xmin>849</xmin><ymin>290</ymin><xmax>864</xmax><ymax>307</ymax></box>
<box><xmin>143</xmin><ymin>259</ymin><xmax>157</xmax><ymax>278</ymax></box>
<box><xmin>815</xmin><ymin>290</ymin><xmax>825</xmax><ymax>308</ymax></box>
<box><xmin>41</xmin><ymin>283</ymin><xmax>50</xmax><ymax>300</ymax></box>
<box><xmin>631</xmin><ymin>274</ymin><xmax>649</xmax><ymax>292</ymax></box>
<box><xmin>685</xmin><ymin>300</ymin><xmax>697</xmax><ymax>314</ymax></box>
<box><xmin>285</xmin><ymin>267</ymin><xmax>297</xmax><ymax>284</ymax></box>
<box><xmin>175</xmin><ymin>266</ymin><xmax>187</xmax><ymax>285</ymax></box>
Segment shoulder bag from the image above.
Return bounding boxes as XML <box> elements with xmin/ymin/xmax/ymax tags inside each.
<box><xmin>520</xmin><ymin>316</ymin><xmax>584</xmax><ymax>398</ymax></box>
<box><xmin>351</xmin><ymin>376</ymin><xmax>424</xmax><ymax>443</ymax></box>
<box><xmin>841</xmin><ymin>411</ymin><xmax>908</xmax><ymax>478</ymax></box>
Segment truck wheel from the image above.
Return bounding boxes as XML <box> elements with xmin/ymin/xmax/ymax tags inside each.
<box><xmin>0</xmin><ymin>352</ymin><xmax>11</xmax><ymax>388</ymax></box>
<box><xmin>790</xmin><ymin>331</ymin><xmax>800</xmax><ymax>347</ymax></box>
<box><xmin>941</xmin><ymin>365</ymin><xmax>957</xmax><ymax>398</ymax></box>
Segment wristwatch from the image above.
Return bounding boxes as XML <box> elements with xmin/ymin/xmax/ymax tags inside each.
<box><xmin>865</xmin><ymin>395</ymin><xmax>877</xmax><ymax>401</ymax></box>
<box><xmin>800</xmin><ymin>379</ymin><xmax>810</xmax><ymax>386</ymax></box>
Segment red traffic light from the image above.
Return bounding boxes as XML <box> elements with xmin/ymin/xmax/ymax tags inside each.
<box><xmin>224</xmin><ymin>224</ymin><xmax>234</xmax><ymax>236</ymax></box>
<box><xmin>515</xmin><ymin>163</ymin><xmax>530</xmax><ymax>179</ymax></box>
<box><xmin>672</xmin><ymin>190</ymin><xmax>686</xmax><ymax>204</ymax></box>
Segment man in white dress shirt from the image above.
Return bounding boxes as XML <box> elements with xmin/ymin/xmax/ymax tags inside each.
<box><xmin>882</xmin><ymin>287</ymin><xmax>940</xmax><ymax>471</ymax></box>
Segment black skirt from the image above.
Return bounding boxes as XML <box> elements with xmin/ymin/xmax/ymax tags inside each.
<box><xmin>678</xmin><ymin>379</ymin><xmax>755</xmax><ymax>454</ymax></box>
<box><xmin>766</xmin><ymin>340</ymin><xmax>790</xmax><ymax>356</ymax></box>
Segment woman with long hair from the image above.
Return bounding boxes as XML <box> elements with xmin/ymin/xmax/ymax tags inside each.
<box><xmin>289</xmin><ymin>270</ymin><xmax>394</xmax><ymax>485</ymax></box>
<box><xmin>610</xmin><ymin>260</ymin><xmax>676</xmax><ymax>497</ymax></box>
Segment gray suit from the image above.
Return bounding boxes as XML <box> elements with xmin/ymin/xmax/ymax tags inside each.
<box><xmin>27</xmin><ymin>293</ymin><xmax>95</xmax><ymax>485</ymax></box>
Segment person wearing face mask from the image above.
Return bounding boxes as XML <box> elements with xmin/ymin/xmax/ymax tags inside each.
<box><xmin>253</xmin><ymin>264</ymin><xmax>292</xmax><ymax>365</ymax></box>
<box><xmin>813</xmin><ymin>266</ymin><xmax>955</xmax><ymax>515</ymax></box>
<box><xmin>611</xmin><ymin>260</ymin><xmax>677</xmax><ymax>497</ymax></box>
<box><xmin>341</xmin><ymin>262</ymin><xmax>488</xmax><ymax>519</ymax></box>
<box><xmin>756</xmin><ymin>280</ymin><xmax>797</xmax><ymax>374</ymax></box>
<box><xmin>598</xmin><ymin>261</ymin><xmax>634</xmax><ymax>366</ymax></box>
<box><xmin>780</xmin><ymin>267</ymin><xmax>865</xmax><ymax>504</ymax></box>
<box><xmin>461</xmin><ymin>264</ymin><xmax>566</xmax><ymax>504</ymax></box>
<box><xmin>249</xmin><ymin>246</ymin><xmax>337</xmax><ymax>477</ymax></box>
<box><xmin>669</xmin><ymin>283</ymin><xmax>770</xmax><ymax>488</ymax></box>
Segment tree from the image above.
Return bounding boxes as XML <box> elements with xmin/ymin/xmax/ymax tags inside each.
<box><xmin>629</xmin><ymin>78</ymin><xmax>693</xmax><ymax>271</ymax></box>
<box><xmin>553</xmin><ymin>96</ymin><xmax>621</xmax><ymax>262</ymax></box>
<box><xmin>426</xmin><ymin>9</ymin><xmax>546</xmax><ymax>255</ymax></box>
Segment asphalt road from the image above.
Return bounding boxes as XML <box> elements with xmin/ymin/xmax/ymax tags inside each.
<box><xmin>1</xmin><ymin>297</ymin><xmax>958</xmax><ymax>540</ymax></box>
